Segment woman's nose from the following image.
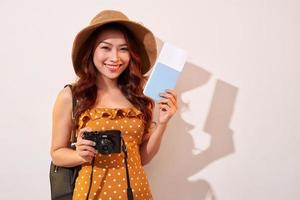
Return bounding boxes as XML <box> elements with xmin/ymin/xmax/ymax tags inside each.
<box><xmin>110</xmin><ymin>49</ymin><xmax>120</xmax><ymax>62</ymax></box>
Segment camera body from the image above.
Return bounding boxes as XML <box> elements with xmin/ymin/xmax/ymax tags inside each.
<box><xmin>82</xmin><ymin>130</ymin><xmax>121</xmax><ymax>155</ymax></box>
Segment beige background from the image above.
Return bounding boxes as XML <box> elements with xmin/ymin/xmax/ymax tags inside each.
<box><xmin>0</xmin><ymin>0</ymin><xmax>299</xmax><ymax>199</ymax></box>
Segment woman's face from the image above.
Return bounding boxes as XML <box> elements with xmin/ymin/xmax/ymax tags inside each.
<box><xmin>93</xmin><ymin>28</ymin><xmax>130</xmax><ymax>81</ymax></box>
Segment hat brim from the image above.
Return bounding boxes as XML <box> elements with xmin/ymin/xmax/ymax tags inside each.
<box><xmin>72</xmin><ymin>19</ymin><xmax>157</xmax><ymax>75</ymax></box>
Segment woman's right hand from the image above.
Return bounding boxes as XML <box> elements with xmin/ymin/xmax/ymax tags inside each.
<box><xmin>75</xmin><ymin>127</ymin><xmax>97</xmax><ymax>163</ymax></box>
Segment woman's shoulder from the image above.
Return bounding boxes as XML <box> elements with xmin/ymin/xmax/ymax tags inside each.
<box><xmin>59</xmin><ymin>85</ymin><xmax>73</xmax><ymax>101</ymax></box>
<box><xmin>53</xmin><ymin>85</ymin><xmax>73</xmax><ymax>110</ymax></box>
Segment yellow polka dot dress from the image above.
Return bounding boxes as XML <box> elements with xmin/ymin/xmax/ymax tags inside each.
<box><xmin>73</xmin><ymin>107</ymin><xmax>153</xmax><ymax>200</ymax></box>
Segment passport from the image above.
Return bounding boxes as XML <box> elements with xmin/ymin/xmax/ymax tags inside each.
<box><xmin>143</xmin><ymin>42</ymin><xmax>187</xmax><ymax>100</ymax></box>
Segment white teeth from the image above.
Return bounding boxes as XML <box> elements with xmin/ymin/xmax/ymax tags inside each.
<box><xmin>105</xmin><ymin>64</ymin><xmax>119</xmax><ymax>70</ymax></box>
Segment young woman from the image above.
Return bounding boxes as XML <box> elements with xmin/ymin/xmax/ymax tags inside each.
<box><xmin>50</xmin><ymin>10</ymin><xmax>177</xmax><ymax>200</ymax></box>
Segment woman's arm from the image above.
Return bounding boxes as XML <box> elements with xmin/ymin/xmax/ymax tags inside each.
<box><xmin>50</xmin><ymin>87</ymin><xmax>96</xmax><ymax>167</ymax></box>
<box><xmin>140</xmin><ymin>89</ymin><xmax>178</xmax><ymax>165</ymax></box>
<box><xmin>139</xmin><ymin>123</ymin><xmax>168</xmax><ymax>165</ymax></box>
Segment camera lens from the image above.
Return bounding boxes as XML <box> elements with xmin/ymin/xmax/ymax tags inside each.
<box><xmin>99</xmin><ymin>138</ymin><xmax>114</xmax><ymax>154</ymax></box>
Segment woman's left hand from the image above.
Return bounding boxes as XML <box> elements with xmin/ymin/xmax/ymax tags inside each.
<box><xmin>158</xmin><ymin>89</ymin><xmax>178</xmax><ymax>125</ymax></box>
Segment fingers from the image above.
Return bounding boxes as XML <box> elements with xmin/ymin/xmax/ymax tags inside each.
<box><xmin>165</xmin><ymin>89</ymin><xmax>177</xmax><ymax>99</ymax></box>
<box><xmin>159</xmin><ymin>103</ymin><xmax>170</xmax><ymax>112</ymax></box>
<box><xmin>77</xmin><ymin>127</ymin><xmax>95</xmax><ymax>147</ymax></box>
<box><xmin>78</xmin><ymin>150</ymin><xmax>96</xmax><ymax>158</ymax></box>
<box><xmin>76</xmin><ymin>142</ymin><xmax>97</xmax><ymax>161</ymax></box>
<box><xmin>159</xmin><ymin>101</ymin><xmax>176</xmax><ymax>113</ymax></box>
<box><xmin>76</xmin><ymin>145</ymin><xmax>97</xmax><ymax>154</ymax></box>
<box><xmin>159</xmin><ymin>98</ymin><xmax>175</xmax><ymax>108</ymax></box>
<box><xmin>159</xmin><ymin>89</ymin><xmax>178</xmax><ymax>109</ymax></box>
<box><xmin>77</xmin><ymin>137</ymin><xmax>96</xmax><ymax>147</ymax></box>
<box><xmin>159</xmin><ymin>89</ymin><xmax>178</xmax><ymax>111</ymax></box>
<box><xmin>75</xmin><ymin>127</ymin><xmax>97</xmax><ymax>161</ymax></box>
<box><xmin>76</xmin><ymin>141</ymin><xmax>97</xmax><ymax>157</ymax></box>
<box><xmin>78</xmin><ymin>127</ymin><xmax>92</xmax><ymax>137</ymax></box>
<box><xmin>161</xmin><ymin>89</ymin><xmax>177</xmax><ymax>100</ymax></box>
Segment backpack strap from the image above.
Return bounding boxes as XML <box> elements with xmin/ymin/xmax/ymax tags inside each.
<box><xmin>64</xmin><ymin>84</ymin><xmax>77</xmax><ymax>145</ymax></box>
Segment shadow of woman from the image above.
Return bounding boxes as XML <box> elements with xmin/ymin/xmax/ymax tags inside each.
<box><xmin>144</xmin><ymin>39</ymin><xmax>239</xmax><ymax>200</ymax></box>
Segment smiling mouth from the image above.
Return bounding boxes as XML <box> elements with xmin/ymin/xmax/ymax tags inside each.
<box><xmin>105</xmin><ymin>64</ymin><xmax>121</xmax><ymax>70</ymax></box>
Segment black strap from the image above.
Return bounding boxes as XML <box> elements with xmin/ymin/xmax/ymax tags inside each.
<box><xmin>64</xmin><ymin>84</ymin><xmax>77</xmax><ymax>144</ymax></box>
<box><xmin>86</xmin><ymin>140</ymin><xmax>133</xmax><ymax>200</ymax></box>
<box><xmin>122</xmin><ymin>138</ymin><xmax>134</xmax><ymax>200</ymax></box>
<box><xmin>86</xmin><ymin>158</ymin><xmax>95</xmax><ymax>200</ymax></box>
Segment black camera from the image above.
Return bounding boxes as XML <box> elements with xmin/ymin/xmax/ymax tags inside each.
<box><xmin>82</xmin><ymin>130</ymin><xmax>121</xmax><ymax>155</ymax></box>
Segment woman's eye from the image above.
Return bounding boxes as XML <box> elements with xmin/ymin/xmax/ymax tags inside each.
<box><xmin>101</xmin><ymin>46</ymin><xmax>110</xmax><ymax>50</ymax></box>
<box><xmin>120</xmin><ymin>47</ymin><xmax>129</xmax><ymax>51</ymax></box>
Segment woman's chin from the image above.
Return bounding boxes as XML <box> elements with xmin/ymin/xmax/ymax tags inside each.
<box><xmin>101</xmin><ymin>73</ymin><xmax>121</xmax><ymax>80</ymax></box>
<box><xmin>97</xmin><ymin>66</ymin><xmax>127</xmax><ymax>80</ymax></box>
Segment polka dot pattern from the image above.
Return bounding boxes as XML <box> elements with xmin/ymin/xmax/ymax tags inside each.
<box><xmin>73</xmin><ymin>108</ymin><xmax>153</xmax><ymax>200</ymax></box>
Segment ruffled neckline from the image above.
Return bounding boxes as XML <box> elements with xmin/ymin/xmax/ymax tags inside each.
<box><xmin>80</xmin><ymin>107</ymin><xmax>143</xmax><ymax>121</ymax></box>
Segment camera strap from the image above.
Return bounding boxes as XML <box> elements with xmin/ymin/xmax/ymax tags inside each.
<box><xmin>86</xmin><ymin>157</ymin><xmax>95</xmax><ymax>200</ymax></box>
<box><xmin>86</xmin><ymin>138</ymin><xmax>133</xmax><ymax>200</ymax></box>
<box><xmin>121</xmin><ymin>138</ymin><xmax>134</xmax><ymax>200</ymax></box>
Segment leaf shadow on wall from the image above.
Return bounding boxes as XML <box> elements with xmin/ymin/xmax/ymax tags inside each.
<box><xmin>145</xmin><ymin>38</ymin><xmax>239</xmax><ymax>200</ymax></box>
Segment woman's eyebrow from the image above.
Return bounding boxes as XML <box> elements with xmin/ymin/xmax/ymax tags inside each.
<box><xmin>100</xmin><ymin>41</ymin><xmax>112</xmax><ymax>45</ymax></box>
<box><xmin>100</xmin><ymin>41</ymin><xmax>128</xmax><ymax>46</ymax></box>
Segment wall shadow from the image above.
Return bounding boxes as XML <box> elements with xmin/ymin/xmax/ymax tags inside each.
<box><xmin>144</xmin><ymin>38</ymin><xmax>239</xmax><ymax>200</ymax></box>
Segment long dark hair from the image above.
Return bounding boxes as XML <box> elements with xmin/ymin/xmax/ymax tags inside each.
<box><xmin>72</xmin><ymin>23</ymin><xmax>154</xmax><ymax>133</ymax></box>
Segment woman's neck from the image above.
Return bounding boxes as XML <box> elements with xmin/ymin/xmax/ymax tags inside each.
<box><xmin>96</xmin><ymin>76</ymin><xmax>119</xmax><ymax>92</ymax></box>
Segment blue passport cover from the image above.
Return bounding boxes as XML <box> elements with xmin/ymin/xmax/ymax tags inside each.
<box><xmin>143</xmin><ymin>62</ymin><xmax>180</xmax><ymax>100</ymax></box>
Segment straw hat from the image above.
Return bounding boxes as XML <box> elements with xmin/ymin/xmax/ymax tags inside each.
<box><xmin>72</xmin><ymin>10</ymin><xmax>157</xmax><ymax>75</ymax></box>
